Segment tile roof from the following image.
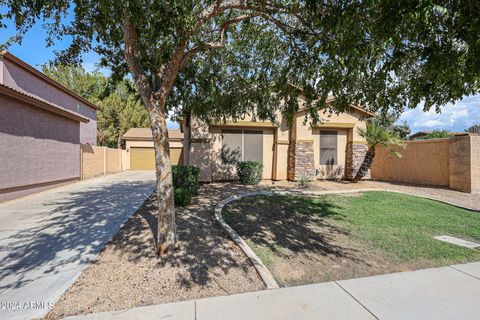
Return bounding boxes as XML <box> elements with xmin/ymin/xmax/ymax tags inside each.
<box><xmin>0</xmin><ymin>83</ymin><xmax>89</xmax><ymax>123</ymax></box>
<box><xmin>122</xmin><ymin>128</ymin><xmax>183</xmax><ymax>140</ymax></box>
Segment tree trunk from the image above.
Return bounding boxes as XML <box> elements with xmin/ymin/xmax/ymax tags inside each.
<box><xmin>117</xmin><ymin>133</ymin><xmax>123</xmax><ymax>149</ymax></box>
<box><xmin>147</xmin><ymin>102</ymin><xmax>176</xmax><ymax>255</ymax></box>
<box><xmin>352</xmin><ymin>147</ymin><xmax>375</xmax><ymax>182</ymax></box>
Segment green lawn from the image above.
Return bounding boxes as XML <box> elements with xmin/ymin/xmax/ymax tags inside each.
<box><xmin>223</xmin><ymin>191</ymin><xmax>480</xmax><ymax>286</ymax></box>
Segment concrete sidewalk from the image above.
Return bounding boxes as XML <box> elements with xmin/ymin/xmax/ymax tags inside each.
<box><xmin>0</xmin><ymin>171</ymin><xmax>155</xmax><ymax>320</ymax></box>
<box><xmin>65</xmin><ymin>262</ymin><xmax>480</xmax><ymax>320</ymax></box>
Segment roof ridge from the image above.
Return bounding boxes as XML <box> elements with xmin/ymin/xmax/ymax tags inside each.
<box><xmin>1</xmin><ymin>51</ymin><xmax>100</xmax><ymax>110</ymax></box>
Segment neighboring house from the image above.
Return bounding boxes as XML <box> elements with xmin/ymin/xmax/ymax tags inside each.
<box><xmin>182</xmin><ymin>98</ymin><xmax>375</xmax><ymax>182</ymax></box>
<box><xmin>467</xmin><ymin>125</ymin><xmax>480</xmax><ymax>134</ymax></box>
<box><xmin>122</xmin><ymin>128</ymin><xmax>184</xmax><ymax>170</ymax></box>
<box><xmin>0</xmin><ymin>51</ymin><xmax>98</xmax><ymax>202</ymax></box>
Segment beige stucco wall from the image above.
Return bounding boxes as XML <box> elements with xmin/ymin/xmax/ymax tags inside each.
<box><xmin>188</xmin><ymin>105</ymin><xmax>369</xmax><ymax>181</ymax></box>
<box><xmin>293</xmin><ymin>109</ymin><xmax>367</xmax><ymax>142</ymax></box>
<box><xmin>371</xmin><ymin>136</ymin><xmax>479</xmax><ymax>193</ymax></box>
<box><xmin>81</xmin><ymin>145</ymin><xmax>123</xmax><ymax>179</ymax></box>
<box><xmin>371</xmin><ymin>139</ymin><xmax>450</xmax><ymax>186</ymax></box>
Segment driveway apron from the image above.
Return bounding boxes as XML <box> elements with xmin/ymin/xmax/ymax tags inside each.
<box><xmin>0</xmin><ymin>171</ymin><xmax>155</xmax><ymax>320</ymax></box>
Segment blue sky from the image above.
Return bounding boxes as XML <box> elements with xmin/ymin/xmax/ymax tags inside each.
<box><xmin>1</xmin><ymin>14</ymin><xmax>478</xmax><ymax>133</ymax></box>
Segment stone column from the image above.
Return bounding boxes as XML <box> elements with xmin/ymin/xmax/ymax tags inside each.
<box><xmin>287</xmin><ymin>140</ymin><xmax>316</xmax><ymax>181</ymax></box>
<box><xmin>345</xmin><ymin>142</ymin><xmax>369</xmax><ymax>180</ymax></box>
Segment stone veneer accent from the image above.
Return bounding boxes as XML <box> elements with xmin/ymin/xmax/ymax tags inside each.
<box><xmin>345</xmin><ymin>142</ymin><xmax>370</xmax><ymax>180</ymax></box>
<box><xmin>287</xmin><ymin>141</ymin><xmax>316</xmax><ymax>181</ymax></box>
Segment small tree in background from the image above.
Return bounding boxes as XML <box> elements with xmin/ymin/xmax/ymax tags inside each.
<box><xmin>420</xmin><ymin>130</ymin><xmax>453</xmax><ymax>140</ymax></box>
<box><xmin>353</xmin><ymin>123</ymin><xmax>405</xmax><ymax>182</ymax></box>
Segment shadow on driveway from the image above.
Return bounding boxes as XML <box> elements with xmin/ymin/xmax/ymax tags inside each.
<box><xmin>0</xmin><ymin>171</ymin><xmax>155</xmax><ymax>319</ymax></box>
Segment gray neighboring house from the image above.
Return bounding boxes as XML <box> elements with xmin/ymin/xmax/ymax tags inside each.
<box><xmin>0</xmin><ymin>51</ymin><xmax>98</xmax><ymax>202</ymax></box>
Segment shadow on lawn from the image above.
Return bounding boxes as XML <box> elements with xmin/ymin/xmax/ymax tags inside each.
<box><xmin>223</xmin><ymin>194</ymin><xmax>364</xmax><ymax>262</ymax></box>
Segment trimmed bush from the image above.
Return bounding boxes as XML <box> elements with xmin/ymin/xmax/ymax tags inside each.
<box><xmin>172</xmin><ymin>165</ymin><xmax>200</xmax><ymax>196</ymax></box>
<box><xmin>174</xmin><ymin>188</ymin><xmax>191</xmax><ymax>207</ymax></box>
<box><xmin>236</xmin><ymin>161</ymin><xmax>263</xmax><ymax>185</ymax></box>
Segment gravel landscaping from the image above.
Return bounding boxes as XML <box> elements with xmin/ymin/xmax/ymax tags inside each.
<box><xmin>45</xmin><ymin>184</ymin><xmax>270</xmax><ymax>319</ymax></box>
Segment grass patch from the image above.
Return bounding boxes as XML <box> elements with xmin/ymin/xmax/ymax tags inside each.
<box><xmin>223</xmin><ymin>191</ymin><xmax>480</xmax><ymax>286</ymax></box>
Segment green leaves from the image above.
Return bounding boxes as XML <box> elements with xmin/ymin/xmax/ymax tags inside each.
<box><xmin>358</xmin><ymin>122</ymin><xmax>405</xmax><ymax>156</ymax></box>
<box><xmin>2</xmin><ymin>0</ymin><xmax>479</xmax><ymax>126</ymax></box>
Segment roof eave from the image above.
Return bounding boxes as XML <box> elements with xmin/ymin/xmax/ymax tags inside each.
<box><xmin>0</xmin><ymin>84</ymin><xmax>89</xmax><ymax>123</ymax></box>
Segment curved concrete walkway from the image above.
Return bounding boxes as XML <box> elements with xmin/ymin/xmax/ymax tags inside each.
<box><xmin>64</xmin><ymin>261</ymin><xmax>480</xmax><ymax>320</ymax></box>
<box><xmin>0</xmin><ymin>171</ymin><xmax>155</xmax><ymax>320</ymax></box>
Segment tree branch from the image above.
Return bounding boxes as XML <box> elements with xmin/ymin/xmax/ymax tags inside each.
<box><xmin>180</xmin><ymin>13</ymin><xmax>258</xmax><ymax>69</ymax></box>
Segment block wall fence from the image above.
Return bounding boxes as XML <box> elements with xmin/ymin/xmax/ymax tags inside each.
<box><xmin>371</xmin><ymin>135</ymin><xmax>480</xmax><ymax>193</ymax></box>
<box><xmin>80</xmin><ymin>144</ymin><xmax>127</xmax><ymax>180</ymax></box>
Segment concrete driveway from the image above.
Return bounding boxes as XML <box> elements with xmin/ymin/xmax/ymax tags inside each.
<box><xmin>0</xmin><ymin>171</ymin><xmax>155</xmax><ymax>320</ymax></box>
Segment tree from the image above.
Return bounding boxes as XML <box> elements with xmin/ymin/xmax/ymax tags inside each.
<box><xmin>419</xmin><ymin>130</ymin><xmax>453</xmax><ymax>140</ymax></box>
<box><xmin>42</xmin><ymin>64</ymin><xmax>106</xmax><ymax>103</ymax></box>
<box><xmin>97</xmin><ymin>82</ymin><xmax>150</xmax><ymax>148</ymax></box>
<box><xmin>3</xmin><ymin>1</ymin><xmax>479</xmax><ymax>254</ymax></box>
<box><xmin>353</xmin><ymin>123</ymin><xmax>405</xmax><ymax>182</ymax></box>
<box><xmin>369</xmin><ymin>112</ymin><xmax>411</xmax><ymax>140</ymax></box>
<box><xmin>42</xmin><ymin>64</ymin><xmax>149</xmax><ymax>147</ymax></box>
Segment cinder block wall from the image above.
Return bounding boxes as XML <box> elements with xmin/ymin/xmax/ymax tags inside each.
<box><xmin>371</xmin><ymin>136</ymin><xmax>479</xmax><ymax>193</ymax></box>
<box><xmin>371</xmin><ymin>139</ymin><xmax>450</xmax><ymax>186</ymax></box>
<box><xmin>81</xmin><ymin>145</ymin><xmax>124</xmax><ymax>179</ymax></box>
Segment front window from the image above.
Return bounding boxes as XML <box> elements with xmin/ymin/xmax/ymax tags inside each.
<box><xmin>320</xmin><ymin>131</ymin><xmax>337</xmax><ymax>165</ymax></box>
<box><xmin>222</xmin><ymin>130</ymin><xmax>263</xmax><ymax>164</ymax></box>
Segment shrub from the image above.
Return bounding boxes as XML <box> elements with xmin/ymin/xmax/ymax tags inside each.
<box><xmin>236</xmin><ymin>161</ymin><xmax>263</xmax><ymax>185</ymax></box>
<box><xmin>172</xmin><ymin>165</ymin><xmax>200</xmax><ymax>196</ymax></box>
<box><xmin>174</xmin><ymin>188</ymin><xmax>191</xmax><ymax>206</ymax></box>
<box><xmin>297</xmin><ymin>174</ymin><xmax>311</xmax><ymax>187</ymax></box>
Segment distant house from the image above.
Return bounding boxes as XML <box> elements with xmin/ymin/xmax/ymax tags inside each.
<box><xmin>0</xmin><ymin>51</ymin><xmax>98</xmax><ymax>202</ymax></box>
<box><xmin>122</xmin><ymin>128</ymin><xmax>184</xmax><ymax>170</ymax></box>
<box><xmin>467</xmin><ymin>125</ymin><xmax>480</xmax><ymax>134</ymax></box>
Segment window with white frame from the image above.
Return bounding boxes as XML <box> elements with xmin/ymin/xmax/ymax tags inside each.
<box><xmin>222</xmin><ymin>130</ymin><xmax>263</xmax><ymax>164</ymax></box>
<box><xmin>320</xmin><ymin>131</ymin><xmax>338</xmax><ymax>165</ymax></box>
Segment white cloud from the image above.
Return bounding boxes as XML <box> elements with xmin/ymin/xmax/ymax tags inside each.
<box><xmin>397</xmin><ymin>94</ymin><xmax>480</xmax><ymax>132</ymax></box>
<box><xmin>423</xmin><ymin>119</ymin><xmax>445</xmax><ymax>128</ymax></box>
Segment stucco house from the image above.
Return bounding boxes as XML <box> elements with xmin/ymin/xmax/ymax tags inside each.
<box><xmin>0</xmin><ymin>51</ymin><xmax>98</xmax><ymax>202</ymax></box>
<box><xmin>182</xmin><ymin>97</ymin><xmax>375</xmax><ymax>182</ymax></box>
<box><xmin>122</xmin><ymin>128</ymin><xmax>184</xmax><ymax>170</ymax></box>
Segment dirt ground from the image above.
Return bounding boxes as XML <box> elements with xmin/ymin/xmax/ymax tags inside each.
<box><xmin>45</xmin><ymin>185</ymin><xmax>267</xmax><ymax>319</ymax></box>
